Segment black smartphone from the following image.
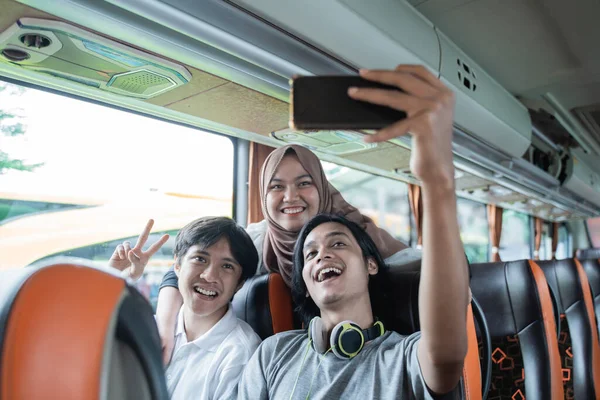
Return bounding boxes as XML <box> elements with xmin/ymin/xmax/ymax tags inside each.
<box><xmin>290</xmin><ymin>75</ymin><xmax>407</xmax><ymax>130</ymax></box>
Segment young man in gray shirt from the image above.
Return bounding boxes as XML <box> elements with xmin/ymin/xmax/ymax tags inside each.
<box><xmin>237</xmin><ymin>65</ymin><xmax>469</xmax><ymax>399</ymax></box>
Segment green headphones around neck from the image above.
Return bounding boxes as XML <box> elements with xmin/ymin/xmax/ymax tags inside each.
<box><xmin>308</xmin><ymin>316</ymin><xmax>385</xmax><ymax>360</ymax></box>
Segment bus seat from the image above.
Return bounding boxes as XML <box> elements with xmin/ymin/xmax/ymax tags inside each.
<box><xmin>576</xmin><ymin>248</ymin><xmax>600</xmax><ymax>261</ymax></box>
<box><xmin>389</xmin><ymin>269</ymin><xmax>486</xmax><ymax>400</ymax></box>
<box><xmin>231</xmin><ymin>272</ymin><xmax>296</xmax><ymax>340</ymax></box>
<box><xmin>0</xmin><ymin>258</ymin><xmax>168</xmax><ymax>400</ymax></box>
<box><xmin>233</xmin><ymin>271</ymin><xmax>487</xmax><ymax>399</ymax></box>
<box><xmin>538</xmin><ymin>259</ymin><xmax>600</xmax><ymax>400</ymax></box>
<box><xmin>579</xmin><ymin>256</ymin><xmax>600</xmax><ymax>341</ymax></box>
<box><xmin>470</xmin><ymin>260</ymin><xmax>564</xmax><ymax>400</ymax></box>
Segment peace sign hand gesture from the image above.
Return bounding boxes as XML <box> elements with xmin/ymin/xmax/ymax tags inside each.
<box><xmin>108</xmin><ymin>219</ymin><xmax>170</xmax><ymax>280</ymax></box>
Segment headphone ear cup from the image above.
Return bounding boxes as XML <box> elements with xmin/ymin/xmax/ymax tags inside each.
<box><xmin>374</xmin><ymin>320</ymin><xmax>385</xmax><ymax>337</ymax></box>
<box><xmin>330</xmin><ymin>322</ymin><xmax>346</xmax><ymax>359</ymax></box>
<box><xmin>330</xmin><ymin>321</ymin><xmax>364</xmax><ymax>360</ymax></box>
<box><xmin>309</xmin><ymin>317</ymin><xmax>327</xmax><ymax>354</ymax></box>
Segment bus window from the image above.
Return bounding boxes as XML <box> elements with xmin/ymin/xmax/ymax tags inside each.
<box><xmin>588</xmin><ymin>217</ymin><xmax>600</xmax><ymax>248</ymax></box>
<box><xmin>0</xmin><ymin>198</ymin><xmax>89</xmax><ymax>224</ymax></box>
<box><xmin>0</xmin><ymin>81</ymin><xmax>235</xmax><ymax>308</ymax></box>
<box><xmin>322</xmin><ymin>162</ymin><xmax>411</xmax><ymax>245</ymax></box>
<box><xmin>539</xmin><ymin>222</ymin><xmax>553</xmax><ymax>260</ymax></box>
<box><xmin>499</xmin><ymin>210</ymin><xmax>532</xmax><ymax>261</ymax></box>
<box><xmin>555</xmin><ymin>223</ymin><xmax>571</xmax><ymax>260</ymax></box>
<box><xmin>457</xmin><ymin>198</ymin><xmax>489</xmax><ymax>263</ymax></box>
<box><xmin>33</xmin><ymin>230</ymin><xmax>178</xmax><ymax>264</ymax></box>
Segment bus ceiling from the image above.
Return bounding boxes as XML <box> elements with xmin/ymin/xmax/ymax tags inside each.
<box><xmin>0</xmin><ymin>0</ymin><xmax>599</xmax><ymax>222</ymax></box>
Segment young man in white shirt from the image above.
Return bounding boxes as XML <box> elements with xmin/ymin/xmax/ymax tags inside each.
<box><xmin>109</xmin><ymin>217</ymin><xmax>261</xmax><ymax>400</ymax></box>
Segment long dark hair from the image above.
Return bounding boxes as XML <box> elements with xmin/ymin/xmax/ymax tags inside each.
<box><xmin>291</xmin><ymin>214</ymin><xmax>392</xmax><ymax>327</ymax></box>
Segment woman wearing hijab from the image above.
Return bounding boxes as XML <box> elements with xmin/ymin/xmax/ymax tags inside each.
<box><xmin>255</xmin><ymin>143</ymin><xmax>413</xmax><ymax>286</ymax></box>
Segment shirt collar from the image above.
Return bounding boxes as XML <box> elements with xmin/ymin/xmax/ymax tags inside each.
<box><xmin>175</xmin><ymin>304</ymin><xmax>237</xmax><ymax>351</ymax></box>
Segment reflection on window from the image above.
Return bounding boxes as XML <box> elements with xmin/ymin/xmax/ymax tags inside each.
<box><xmin>499</xmin><ymin>210</ymin><xmax>532</xmax><ymax>261</ymax></box>
<box><xmin>34</xmin><ymin>230</ymin><xmax>178</xmax><ymax>263</ymax></box>
<box><xmin>539</xmin><ymin>222</ymin><xmax>553</xmax><ymax>260</ymax></box>
<box><xmin>556</xmin><ymin>224</ymin><xmax>570</xmax><ymax>260</ymax></box>
<box><xmin>322</xmin><ymin>162</ymin><xmax>411</xmax><ymax>245</ymax></box>
<box><xmin>457</xmin><ymin>198</ymin><xmax>489</xmax><ymax>263</ymax></box>
<box><xmin>588</xmin><ymin>217</ymin><xmax>600</xmax><ymax>248</ymax></box>
<box><xmin>0</xmin><ymin>81</ymin><xmax>234</xmax><ymax>308</ymax></box>
<box><xmin>537</xmin><ymin>222</ymin><xmax>570</xmax><ymax>260</ymax></box>
<box><xmin>0</xmin><ymin>198</ymin><xmax>90</xmax><ymax>224</ymax></box>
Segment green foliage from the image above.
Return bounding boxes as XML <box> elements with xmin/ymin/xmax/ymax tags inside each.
<box><xmin>464</xmin><ymin>244</ymin><xmax>489</xmax><ymax>263</ymax></box>
<box><xmin>0</xmin><ymin>151</ymin><xmax>43</xmax><ymax>174</ymax></box>
<box><xmin>0</xmin><ymin>82</ymin><xmax>43</xmax><ymax>174</ymax></box>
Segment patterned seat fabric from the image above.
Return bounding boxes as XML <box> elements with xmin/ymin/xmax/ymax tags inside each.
<box><xmin>479</xmin><ymin>334</ymin><xmax>526</xmax><ymax>400</ymax></box>
<box><xmin>557</xmin><ymin>315</ymin><xmax>575</xmax><ymax>400</ymax></box>
<box><xmin>471</xmin><ymin>260</ymin><xmax>564</xmax><ymax>400</ymax></box>
<box><xmin>580</xmin><ymin>257</ymin><xmax>600</xmax><ymax>341</ymax></box>
<box><xmin>538</xmin><ymin>259</ymin><xmax>600</xmax><ymax>400</ymax></box>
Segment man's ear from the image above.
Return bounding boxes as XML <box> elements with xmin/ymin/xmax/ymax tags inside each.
<box><xmin>235</xmin><ymin>279</ymin><xmax>245</xmax><ymax>293</ymax></box>
<box><xmin>367</xmin><ymin>258</ymin><xmax>378</xmax><ymax>276</ymax></box>
<box><xmin>174</xmin><ymin>258</ymin><xmax>181</xmax><ymax>277</ymax></box>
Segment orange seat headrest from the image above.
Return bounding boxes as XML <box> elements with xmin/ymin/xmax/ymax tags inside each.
<box><xmin>0</xmin><ymin>258</ymin><xmax>168</xmax><ymax>400</ymax></box>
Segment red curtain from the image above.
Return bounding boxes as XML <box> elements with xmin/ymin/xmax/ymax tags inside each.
<box><xmin>408</xmin><ymin>184</ymin><xmax>423</xmax><ymax>248</ymax></box>
<box><xmin>247</xmin><ymin>142</ymin><xmax>274</xmax><ymax>225</ymax></box>
<box><xmin>534</xmin><ymin>217</ymin><xmax>543</xmax><ymax>260</ymax></box>
<box><xmin>487</xmin><ymin>204</ymin><xmax>503</xmax><ymax>262</ymax></box>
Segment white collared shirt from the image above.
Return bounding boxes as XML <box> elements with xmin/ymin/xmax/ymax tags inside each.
<box><xmin>166</xmin><ymin>305</ymin><xmax>261</xmax><ymax>400</ymax></box>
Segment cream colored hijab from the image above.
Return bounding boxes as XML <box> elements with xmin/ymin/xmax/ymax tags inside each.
<box><xmin>259</xmin><ymin>144</ymin><xmax>406</xmax><ymax>287</ymax></box>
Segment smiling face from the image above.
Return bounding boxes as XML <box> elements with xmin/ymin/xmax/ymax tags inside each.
<box><xmin>301</xmin><ymin>222</ymin><xmax>378</xmax><ymax>309</ymax></box>
<box><xmin>265</xmin><ymin>153</ymin><xmax>320</xmax><ymax>232</ymax></box>
<box><xmin>175</xmin><ymin>237</ymin><xmax>243</xmax><ymax>320</ymax></box>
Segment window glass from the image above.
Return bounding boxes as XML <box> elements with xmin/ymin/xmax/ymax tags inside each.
<box><xmin>588</xmin><ymin>217</ymin><xmax>600</xmax><ymax>248</ymax></box>
<box><xmin>34</xmin><ymin>230</ymin><xmax>178</xmax><ymax>263</ymax></box>
<box><xmin>556</xmin><ymin>224</ymin><xmax>570</xmax><ymax>260</ymax></box>
<box><xmin>0</xmin><ymin>198</ymin><xmax>88</xmax><ymax>224</ymax></box>
<box><xmin>0</xmin><ymin>81</ymin><xmax>234</xmax><ymax>309</ymax></box>
<box><xmin>456</xmin><ymin>198</ymin><xmax>489</xmax><ymax>263</ymax></box>
<box><xmin>539</xmin><ymin>222</ymin><xmax>553</xmax><ymax>260</ymax></box>
<box><xmin>499</xmin><ymin>210</ymin><xmax>532</xmax><ymax>261</ymax></box>
<box><xmin>409</xmin><ymin>204</ymin><xmax>418</xmax><ymax>249</ymax></box>
<box><xmin>322</xmin><ymin>162</ymin><xmax>411</xmax><ymax>245</ymax></box>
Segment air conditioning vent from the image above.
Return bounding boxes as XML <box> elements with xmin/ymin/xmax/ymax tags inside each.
<box><xmin>271</xmin><ymin>128</ymin><xmax>376</xmax><ymax>155</ymax></box>
<box><xmin>456</xmin><ymin>58</ymin><xmax>477</xmax><ymax>92</ymax></box>
<box><xmin>1</xmin><ymin>48</ymin><xmax>29</xmax><ymax>62</ymax></box>
<box><xmin>0</xmin><ymin>18</ymin><xmax>191</xmax><ymax>99</ymax></box>
<box><xmin>107</xmin><ymin>70</ymin><xmax>176</xmax><ymax>97</ymax></box>
<box><xmin>19</xmin><ymin>33</ymin><xmax>51</xmax><ymax>49</ymax></box>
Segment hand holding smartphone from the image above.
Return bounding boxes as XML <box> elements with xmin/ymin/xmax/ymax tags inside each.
<box><xmin>290</xmin><ymin>75</ymin><xmax>407</xmax><ymax>131</ymax></box>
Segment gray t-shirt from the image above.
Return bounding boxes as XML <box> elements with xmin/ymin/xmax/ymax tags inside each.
<box><xmin>237</xmin><ymin>330</ymin><xmax>460</xmax><ymax>399</ymax></box>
